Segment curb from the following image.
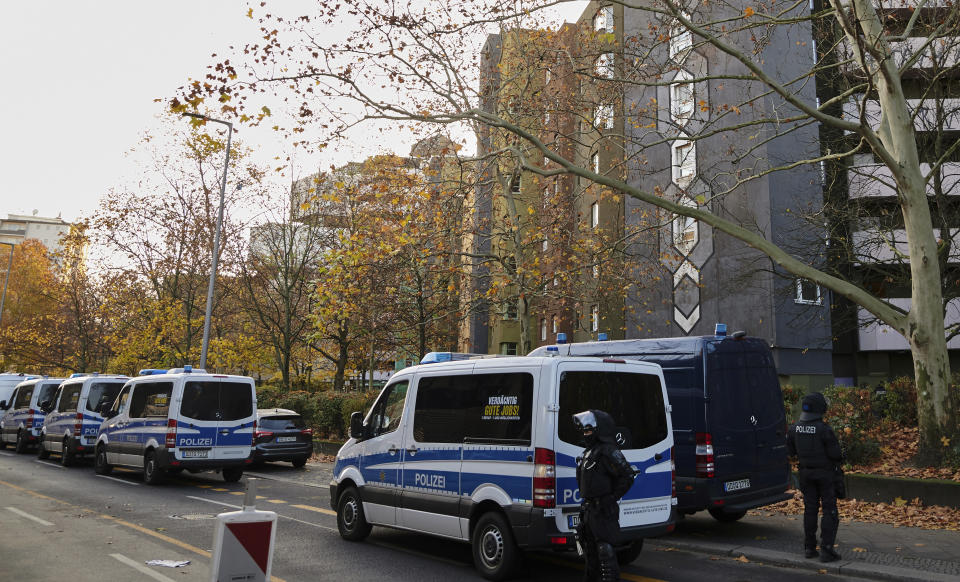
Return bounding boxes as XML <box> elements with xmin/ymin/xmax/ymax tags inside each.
<box><xmin>647</xmin><ymin>539</ymin><xmax>960</xmax><ymax>582</ymax></box>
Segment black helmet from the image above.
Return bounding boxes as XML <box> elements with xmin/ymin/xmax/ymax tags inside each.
<box><xmin>573</xmin><ymin>410</ymin><xmax>598</xmax><ymax>433</ymax></box>
<box><xmin>799</xmin><ymin>392</ymin><xmax>828</xmax><ymax>421</ymax></box>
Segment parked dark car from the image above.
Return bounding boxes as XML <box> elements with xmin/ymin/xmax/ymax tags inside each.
<box><xmin>253</xmin><ymin>408</ymin><xmax>313</xmax><ymax>468</ymax></box>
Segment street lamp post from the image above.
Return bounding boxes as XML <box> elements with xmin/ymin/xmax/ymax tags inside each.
<box><xmin>0</xmin><ymin>242</ymin><xmax>15</xmax><ymax>330</ymax></box>
<box><xmin>184</xmin><ymin>112</ymin><xmax>233</xmax><ymax>371</ymax></box>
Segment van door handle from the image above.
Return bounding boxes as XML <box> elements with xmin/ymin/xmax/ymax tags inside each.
<box><xmin>219</xmin><ymin>429</ymin><xmax>229</xmax><ymax>435</ymax></box>
<box><xmin>388</xmin><ymin>446</ymin><xmax>400</xmax><ymax>454</ymax></box>
<box><xmin>406</xmin><ymin>446</ymin><xmax>419</xmax><ymax>455</ymax></box>
<box><xmin>655</xmin><ymin>453</ymin><xmax>663</xmax><ymax>461</ymax></box>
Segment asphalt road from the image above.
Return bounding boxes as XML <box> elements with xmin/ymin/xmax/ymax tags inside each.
<box><xmin>0</xmin><ymin>450</ymin><xmax>862</xmax><ymax>581</ymax></box>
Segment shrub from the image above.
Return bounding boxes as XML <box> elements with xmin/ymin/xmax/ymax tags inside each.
<box><xmin>883</xmin><ymin>377</ymin><xmax>917</xmax><ymax>427</ymax></box>
<box><xmin>780</xmin><ymin>384</ymin><xmax>805</xmax><ymax>421</ymax></box>
<box><xmin>822</xmin><ymin>385</ymin><xmax>882</xmax><ymax>465</ymax></box>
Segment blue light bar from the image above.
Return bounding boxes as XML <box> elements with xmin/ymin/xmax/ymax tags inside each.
<box><xmin>715</xmin><ymin>323</ymin><xmax>727</xmax><ymax>337</ymax></box>
<box><xmin>138</xmin><ymin>368</ymin><xmax>168</xmax><ymax>376</ymax></box>
<box><xmin>420</xmin><ymin>352</ymin><xmax>484</xmax><ymax>365</ymax></box>
<box><xmin>597</xmin><ymin>332</ymin><xmax>608</xmax><ymax>341</ymax></box>
<box><xmin>70</xmin><ymin>373</ymin><xmax>85</xmax><ymax>378</ymax></box>
<box><xmin>556</xmin><ymin>332</ymin><xmax>568</xmax><ymax>344</ymax></box>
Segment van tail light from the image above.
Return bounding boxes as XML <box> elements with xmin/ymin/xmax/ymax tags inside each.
<box><xmin>165</xmin><ymin>418</ymin><xmax>177</xmax><ymax>448</ymax></box>
<box><xmin>533</xmin><ymin>448</ymin><xmax>556</xmax><ymax>509</ymax></box>
<box><xmin>251</xmin><ymin>420</ymin><xmax>258</xmax><ymax>446</ymax></box>
<box><xmin>670</xmin><ymin>446</ymin><xmax>677</xmax><ymax>499</ymax></box>
<box><xmin>74</xmin><ymin>412</ymin><xmax>83</xmax><ymax>435</ymax></box>
<box><xmin>695</xmin><ymin>432</ymin><xmax>715</xmax><ymax>478</ymax></box>
<box><xmin>300</xmin><ymin>428</ymin><xmax>313</xmax><ymax>436</ymax></box>
<box><xmin>26</xmin><ymin>410</ymin><xmax>34</xmax><ymax>429</ymax></box>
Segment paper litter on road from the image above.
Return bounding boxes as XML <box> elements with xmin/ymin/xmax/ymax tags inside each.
<box><xmin>145</xmin><ymin>560</ymin><xmax>191</xmax><ymax>568</ymax></box>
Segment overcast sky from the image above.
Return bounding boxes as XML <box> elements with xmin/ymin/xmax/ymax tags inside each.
<box><xmin>1</xmin><ymin>1</ymin><xmax>587</xmax><ymax>224</ymax></box>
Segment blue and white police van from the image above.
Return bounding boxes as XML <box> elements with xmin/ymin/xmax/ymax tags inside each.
<box><xmin>38</xmin><ymin>373</ymin><xmax>128</xmax><ymax>466</ymax></box>
<box><xmin>330</xmin><ymin>354</ymin><xmax>676</xmax><ymax>581</ymax></box>
<box><xmin>0</xmin><ymin>377</ymin><xmax>65</xmax><ymax>453</ymax></box>
<box><xmin>94</xmin><ymin>367</ymin><xmax>257</xmax><ymax>484</ymax></box>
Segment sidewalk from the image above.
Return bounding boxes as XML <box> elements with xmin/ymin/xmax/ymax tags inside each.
<box><xmin>649</xmin><ymin>510</ymin><xmax>960</xmax><ymax>581</ymax></box>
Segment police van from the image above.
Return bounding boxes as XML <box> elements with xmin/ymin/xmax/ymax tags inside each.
<box><xmin>529</xmin><ymin>326</ymin><xmax>792</xmax><ymax>522</ymax></box>
<box><xmin>330</xmin><ymin>355</ymin><xmax>676</xmax><ymax>581</ymax></box>
<box><xmin>94</xmin><ymin>367</ymin><xmax>257</xmax><ymax>484</ymax></box>
<box><xmin>0</xmin><ymin>377</ymin><xmax>65</xmax><ymax>453</ymax></box>
<box><xmin>38</xmin><ymin>373</ymin><xmax>128</xmax><ymax>465</ymax></box>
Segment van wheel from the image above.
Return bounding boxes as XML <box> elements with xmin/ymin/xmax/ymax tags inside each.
<box><xmin>222</xmin><ymin>468</ymin><xmax>244</xmax><ymax>483</ymax></box>
<box><xmin>15</xmin><ymin>431</ymin><xmax>28</xmax><ymax>454</ymax></box>
<box><xmin>616</xmin><ymin>540</ymin><xmax>644</xmax><ymax>565</ymax></box>
<box><xmin>472</xmin><ymin>511</ymin><xmax>521</xmax><ymax>581</ymax></box>
<box><xmin>60</xmin><ymin>439</ymin><xmax>74</xmax><ymax>467</ymax></box>
<box><xmin>0</xmin><ymin>436</ymin><xmax>6</xmax><ymax>450</ymax></box>
<box><xmin>36</xmin><ymin>438</ymin><xmax>50</xmax><ymax>459</ymax></box>
<box><xmin>143</xmin><ymin>451</ymin><xmax>165</xmax><ymax>485</ymax></box>
<box><xmin>94</xmin><ymin>444</ymin><xmax>112</xmax><ymax>475</ymax></box>
<box><xmin>292</xmin><ymin>458</ymin><xmax>307</xmax><ymax>469</ymax></box>
<box><xmin>708</xmin><ymin>508</ymin><xmax>747</xmax><ymax>522</ymax></box>
<box><xmin>336</xmin><ymin>485</ymin><xmax>371</xmax><ymax>541</ymax></box>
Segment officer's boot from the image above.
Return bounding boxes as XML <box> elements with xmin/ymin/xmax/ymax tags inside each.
<box><xmin>819</xmin><ymin>545</ymin><xmax>841</xmax><ymax>563</ymax></box>
<box><xmin>597</xmin><ymin>542</ymin><xmax>619</xmax><ymax>582</ymax></box>
<box><xmin>804</xmin><ymin>546</ymin><xmax>819</xmax><ymax>559</ymax></box>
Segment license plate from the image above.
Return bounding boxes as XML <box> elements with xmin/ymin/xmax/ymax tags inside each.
<box><xmin>181</xmin><ymin>449</ymin><xmax>209</xmax><ymax>459</ymax></box>
<box><xmin>724</xmin><ymin>478</ymin><xmax>751</xmax><ymax>492</ymax></box>
<box><xmin>276</xmin><ymin>436</ymin><xmax>297</xmax><ymax>443</ymax></box>
<box><xmin>567</xmin><ymin>513</ymin><xmax>580</xmax><ymax>528</ymax></box>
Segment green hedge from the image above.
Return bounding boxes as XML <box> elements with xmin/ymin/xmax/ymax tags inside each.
<box><xmin>257</xmin><ymin>385</ymin><xmax>378</xmax><ymax>440</ymax></box>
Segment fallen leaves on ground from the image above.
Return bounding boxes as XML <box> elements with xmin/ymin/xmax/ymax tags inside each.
<box><xmin>735</xmin><ymin>555</ymin><xmax>750</xmax><ymax>563</ymax></box>
<box><xmin>750</xmin><ymin>489</ymin><xmax>960</xmax><ymax>531</ymax></box>
<box><xmin>848</xmin><ymin>425</ymin><xmax>960</xmax><ymax>481</ymax></box>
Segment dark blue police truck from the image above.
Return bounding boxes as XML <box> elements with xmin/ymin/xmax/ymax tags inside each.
<box><xmin>529</xmin><ymin>326</ymin><xmax>792</xmax><ymax>521</ymax></box>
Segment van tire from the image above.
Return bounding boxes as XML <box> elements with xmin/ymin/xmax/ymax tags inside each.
<box><xmin>616</xmin><ymin>540</ymin><xmax>644</xmax><ymax>565</ymax></box>
<box><xmin>0</xmin><ymin>436</ymin><xmax>6</xmax><ymax>450</ymax></box>
<box><xmin>708</xmin><ymin>508</ymin><xmax>747</xmax><ymax>522</ymax></box>
<box><xmin>60</xmin><ymin>439</ymin><xmax>74</xmax><ymax>467</ymax></box>
<box><xmin>471</xmin><ymin>511</ymin><xmax>521</xmax><ymax>581</ymax></box>
<box><xmin>37</xmin><ymin>438</ymin><xmax>50</xmax><ymax>459</ymax></box>
<box><xmin>292</xmin><ymin>458</ymin><xmax>307</xmax><ymax>469</ymax></box>
<box><xmin>336</xmin><ymin>485</ymin><xmax>372</xmax><ymax>541</ymax></box>
<box><xmin>222</xmin><ymin>468</ymin><xmax>244</xmax><ymax>483</ymax></box>
<box><xmin>143</xmin><ymin>451</ymin><xmax>164</xmax><ymax>485</ymax></box>
<box><xmin>94</xmin><ymin>444</ymin><xmax>112</xmax><ymax>475</ymax></box>
<box><xmin>15</xmin><ymin>431</ymin><xmax>28</xmax><ymax>454</ymax></box>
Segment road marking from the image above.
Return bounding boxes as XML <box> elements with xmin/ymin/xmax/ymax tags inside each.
<box><xmin>34</xmin><ymin>460</ymin><xmax>66</xmax><ymax>470</ymax></box>
<box><xmin>211</xmin><ymin>488</ymin><xmax>229</xmax><ymax>492</ymax></box>
<box><xmin>97</xmin><ymin>475</ymin><xmax>140</xmax><ymax>486</ymax></box>
<box><xmin>109</xmin><ymin>553</ymin><xmax>177</xmax><ymax>582</ymax></box>
<box><xmin>229</xmin><ymin>491</ymin><xmax>244</xmax><ymax>496</ymax></box>
<box><xmin>291</xmin><ymin>504</ymin><xmax>336</xmax><ymax>516</ymax></box>
<box><xmin>267</xmin><ymin>499</ymin><xmax>287</xmax><ymax>504</ymax></box>
<box><xmin>195</xmin><ymin>484</ymin><xmax>212</xmax><ymax>489</ymax></box>
<box><xmin>531</xmin><ymin>554</ymin><xmax>665</xmax><ymax>582</ymax></box>
<box><xmin>0</xmin><ymin>451</ymin><xmax>14</xmax><ymax>456</ymax></box>
<box><xmin>187</xmin><ymin>495</ymin><xmax>240</xmax><ymax>510</ymax></box>
<box><xmin>6</xmin><ymin>506</ymin><xmax>54</xmax><ymax>526</ymax></box>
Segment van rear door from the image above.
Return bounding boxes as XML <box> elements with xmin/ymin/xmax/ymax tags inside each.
<box><xmin>705</xmin><ymin>340</ymin><xmax>789</xmax><ymax>494</ymax></box>
<box><xmin>555</xmin><ymin>361</ymin><xmax>673</xmax><ymax>532</ymax></box>
<box><xmin>178</xmin><ymin>379</ymin><xmax>255</xmax><ymax>461</ymax></box>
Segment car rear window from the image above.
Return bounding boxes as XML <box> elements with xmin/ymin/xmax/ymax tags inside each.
<box><xmin>259</xmin><ymin>415</ymin><xmax>305</xmax><ymax>430</ymax></box>
<box><xmin>86</xmin><ymin>382</ymin><xmax>125</xmax><ymax>414</ymax></box>
<box><xmin>558</xmin><ymin>370</ymin><xmax>668</xmax><ymax>449</ymax></box>
<box><xmin>181</xmin><ymin>381</ymin><xmax>253</xmax><ymax>421</ymax></box>
<box><xmin>413</xmin><ymin>372</ymin><xmax>534</xmax><ymax>445</ymax></box>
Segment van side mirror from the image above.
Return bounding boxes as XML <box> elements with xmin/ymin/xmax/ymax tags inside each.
<box><xmin>39</xmin><ymin>400</ymin><xmax>52</xmax><ymax>413</ymax></box>
<box><xmin>349</xmin><ymin>411</ymin><xmax>365</xmax><ymax>440</ymax></box>
<box><xmin>99</xmin><ymin>402</ymin><xmax>117</xmax><ymax>419</ymax></box>
<box><xmin>0</xmin><ymin>400</ymin><xmax>7</xmax><ymax>410</ymax></box>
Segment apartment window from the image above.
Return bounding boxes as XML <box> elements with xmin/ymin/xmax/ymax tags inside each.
<box><xmin>595</xmin><ymin>53</ymin><xmax>614</xmax><ymax>78</ymax></box>
<box><xmin>594</xmin><ymin>5</ymin><xmax>614</xmax><ymax>32</ymax></box>
<box><xmin>591</xmin><ymin>305</ymin><xmax>600</xmax><ymax>332</ymax></box>
<box><xmin>595</xmin><ymin>104</ymin><xmax>615</xmax><ymax>130</ymax></box>
<box><xmin>593</xmin><ymin>264</ymin><xmax>600</xmax><ymax>279</ymax></box>
<box><xmin>670</xmin><ymin>17</ymin><xmax>693</xmax><ymax>59</ymax></box>
<box><xmin>552</xmin><ymin>315</ymin><xmax>558</xmax><ymax>334</ymax></box>
<box><xmin>670</xmin><ymin>73</ymin><xmax>694</xmax><ymax>122</ymax></box>
<box><xmin>545</xmin><ymin>68</ymin><xmax>552</xmax><ymax>85</ymax></box>
<box><xmin>591</xmin><ymin>202</ymin><xmax>600</xmax><ymax>228</ymax></box>
<box><xmin>510</xmin><ymin>175</ymin><xmax>521</xmax><ymax>194</ymax></box>
<box><xmin>542</xmin><ymin>238</ymin><xmax>549</xmax><ymax>252</ymax></box>
<box><xmin>796</xmin><ymin>279</ymin><xmax>822</xmax><ymax>305</ymax></box>
<box><xmin>544</xmin><ymin>111</ymin><xmax>551</xmax><ymax>125</ymax></box>
<box><xmin>671</xmin><ymin>138</ymin><xmax>696</xmax><ymax>183</ymax></box>
<box><xmin>591</xmin><ymin>152</ymin><xmax>600</xmax><ymax>173</ymax></box>
<box><xmin>674</xmin><ymin>214</ymin><xmax>697</xmax><ymax>248</ymax></box>
<box><xmin>504</xmin><ymin>301</ymin><xmax>518</xmax><ymax>320</ymax></box>
<box><xmin>541</xmin><ymin>318</ymin><xmax>547</xmax><ymax>340</ymax></box>
<box><xmin>499</xmin><ymin>342</ymin><xmax>518</xmax><ymax>356</ymax></box>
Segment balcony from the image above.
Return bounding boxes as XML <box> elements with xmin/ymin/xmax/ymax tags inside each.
<box><xmin>858</xmin><ymin>297</ymin><xmax>960</xmax><ymax>351</ymax></box>
<box><xmin>838</xmin><ymin>36</ymin><xmax>960</xmax><ymax>74</ymax></box>
<box><xmin>842</xmin><ymin>98</ymin><xmax>960</xmax><ymax>133</ymax></box>
<box><xmin>847</xmin><ymin>162</ymin><xmax>960</xmax><ymax>198</ymax></box>
<box><xmin>852</xmin><ymin>227</ymin><xmax>960</xmax><ymax>264</ymax></box>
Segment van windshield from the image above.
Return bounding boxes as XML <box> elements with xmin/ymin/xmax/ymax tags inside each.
<box><xmin>86</xmin><ymin>382</ymin><xmax>125</xmax><ymax>413</ymax></box>
<box><xmin>181</xmin><ymin>381</ymin><xmax>253</xmax><ymax>421</ymax></box>
<box><xmin>558</xmin><ymin>371</ymin><xmax>668</xmax><ymax>449</ymax></box>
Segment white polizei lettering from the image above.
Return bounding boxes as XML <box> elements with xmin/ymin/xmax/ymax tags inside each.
<box><xmin>179</xmin><ymin>437</ymin><xmax>214</xmax><ymax>446</ymax></box>
<box><xmin>414</xmin><ymin>472</ymin><xmax>446</xmax><ymax>489</ymax></box>
<box><xmin>562</xmin><ymin>488</ymin><xmax>582</xmax><ymax>504</ymax></box>
<box><xmin>795</xmin><ymin>425</ymin><xmax>817</xmax><ymax>434</ymax></box>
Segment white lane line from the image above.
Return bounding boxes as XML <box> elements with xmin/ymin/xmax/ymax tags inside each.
<box><xmin>97</xmin><ymin>475</ymin><xmax>140</xmax><ymax>486</ymax></box>
<box><xmin>0</xmin><ymin>451</ymin><xmax>14</xmax><ymax>456</ymax></box>
<box><xmin>6</xmin><ymin>506</ymin><xmax>54</xmax><ymax>526</ymax></box>
<box><xmin>34</xmin><ymin>460</ymin><xmax>66</xmax><ymax>469</ymax></box>
<box><xmin>185</xmin><ymin>496</ymin><xmax>338</xmax><ymax>533</ymax></box>
<box><xmin>109</xmin><ymin>553</ymin><xmax>177</xmax><ymax>582</ymax></box>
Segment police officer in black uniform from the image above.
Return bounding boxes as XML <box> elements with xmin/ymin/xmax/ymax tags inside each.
<box><xmin>573</xmin><ymin>410</ymin><xmax>636</xmax><ymax>581</ymax></box>
<box><xmin>787</xmin><ymin>392</ymin><xmax>843</xmax><ymax>562</ymax></box>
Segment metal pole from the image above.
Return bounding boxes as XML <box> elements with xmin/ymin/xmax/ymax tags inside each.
<box><xmin>198</xmin><ymin>119</ymin><xmax>233</xmax><ymax>371</ymax></box>
<box><xmin>0</xmin><ymin>243</ymin><xmax>14</xmax><ymax>329</ymax></box>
